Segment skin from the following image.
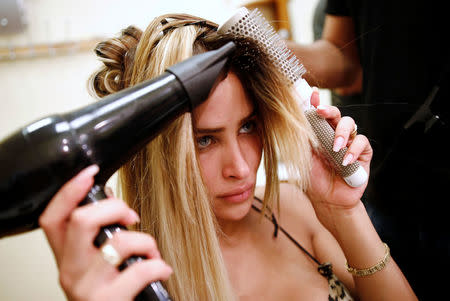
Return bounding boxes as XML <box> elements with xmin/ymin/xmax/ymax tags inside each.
<box><xmin>40</xmin><ymin>71</ymin><xmax>416</xmax><ymax>300</ymax></box>
<box><xmin>192</xmin><ymin>72</ymin><xmax>262</xmax><ymax>228</ymax></box>
<box><xmin>192</xmin><ymin>72</ymin><xmax>363</xmax><ymax>299</ymax></box>
<box><xmin>287</xmin><ymin>15</ymin><xmax>418</xmax><ymax>300</ymax></box>
<box><xmin>39</xmin><ymin>165</ymin><xmax>173</xmax><ymax>300</ymax></box>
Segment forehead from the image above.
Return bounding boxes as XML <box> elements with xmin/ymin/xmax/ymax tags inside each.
<box><xmin>192</xmin><ymin>72</ymin><xmax>254</xmax><ymax>128</ymax></box>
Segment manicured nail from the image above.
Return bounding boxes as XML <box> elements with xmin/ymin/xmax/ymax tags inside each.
<box><xmin>105</xmin><ymin>186</ymin><xmax>114</xmax><ymax>198</ymax></box>
<box><xmin>317</xmin><ymin>104</ymin><xmax>327</xmax><ymax>111</ymax></box>
<box><xmin>82</xmin><ymin>164</ymin><xmax>99</xmax><ymax>178</ymax></box>
<box><xmin>165</xmin><ymin>264</ymin><xmax>173</xmax><ymax>275</ymax></box>
<box><xmin>129</xmin><ymin>209</ymin><xmax>140</xmax><ymax>223</ymax></box>
<box><xmin>342</xmin><ymin>153</ymin><xmax>353</xmax><ymax>166</ymax></box>
<box><xmin>333</xmin><ymin>136</ymin><xmax>345</xmax><ymax>152</ymax></box>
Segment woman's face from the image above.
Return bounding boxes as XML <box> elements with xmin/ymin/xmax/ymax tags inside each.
<box><xmin>192</xmin><ymin>72</ymin><xmax>262</xmax><ymax>224</ymax></box>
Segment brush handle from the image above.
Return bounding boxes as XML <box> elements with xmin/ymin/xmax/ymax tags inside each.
<box><xmin>304</xmin><ymin>109</ymin><xmax>368</xmax><ymax>187</ymax></box>
<box><xmin>296</xmin><ymin>80</ymin><xmax>367</xmax><ymax>187</ymax></box>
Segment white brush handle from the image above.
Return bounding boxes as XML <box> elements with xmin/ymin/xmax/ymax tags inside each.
<box><xmin>296</xmin><ymin>80</ymin><xmax>368</xmax><ymax>187</ymax></box>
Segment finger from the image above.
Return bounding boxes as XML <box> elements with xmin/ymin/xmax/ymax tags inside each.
<box><xmin>332</xmin><ymin>116</ymin><xmax>356</xmax><ymax>152</ymax></box>
<box><xmin>105</xmin><ymin>186</ymin><xmax>115</xmax><ymax>198</ymax></box>
<box><xmin>342</xmin><ymin>134</ymin><xmax>371</xmax><ymax>167</ymax></box>
<box><xmin>39</xmin><ymin>165</ymin><xmax>99</xmax><ymax>259</ymax></box>
<box><xmin>60</xmin><ymin>252</ymin><xmax>119</xmax><ymax>300</ymax></box>
<box><xmin>64</xmin><ymin>198</ymin><xmax>140</xmax><ymax>258</ymax></box>
<box><xmin>64</xmin><ymin>233</ymin><xmax>167</xmax><ymax>301</ymax></box>
<box><xmin>57</xmin><ymin>194</ymin><xmax>142</xmax><ymax>299</ymax></box>
<box><xmin>316</xmin><ymin>104</ymin><xmax>342</xmax><ymax>128</ymax></box>
<box><xmin>104</xmin><ymin>231</ymin><xmax>162</xmax><ymax>264</ymax></box>
<box><xmin>111</xmin><ymin>259</ymin><xmax>173</xmax><ymax>300</ymax></box>
<box><xmin>62</xmin><ymin>231</ymin><xmax>160</xmax><ymax>290</ymax></box>
<box><xmin>310</xmin><ymin>87</ymin><xmax>320</xmax><ymax>107</ymax></box>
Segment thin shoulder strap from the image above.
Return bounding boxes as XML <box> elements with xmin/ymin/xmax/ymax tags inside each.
<box><xmin>252</xmin><ymin>196</ymin><xmax>321</xmax><ymax>265</ymax></box>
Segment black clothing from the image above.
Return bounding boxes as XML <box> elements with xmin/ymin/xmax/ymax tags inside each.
<box><xmin>325</xmin><ymin>1</ymin><xmax>449</xmax><ymax>299</ymax></box>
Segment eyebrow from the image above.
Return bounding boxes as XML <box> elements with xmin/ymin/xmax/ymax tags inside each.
<box><xmin>194</xmin><ymin>109</ymin><xmax>257</xmax><ymax>134</ymax></box>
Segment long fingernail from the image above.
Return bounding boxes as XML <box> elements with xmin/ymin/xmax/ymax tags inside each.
<box><xmin>105</xmin><ymin>186</ymin><xmax>114</xmax><ymax>198</ymax></box>
<box><xmin>83</xmin><ymin>165</ymin><xmax>99</xmax><ymax>178</ymax></box>
<box><xmin>129</xmin><ymin>210</ymin><xmax>140</xmax><ymax>223</ymax></box>
<box><xmin>159</xmin><ymin>260</ymin><xmax>173</xmax><ymax>277</ymax></box>
<box><xmin>333</xmin><ymin>136</ymin><xmax>345</xmax><ymax>152</ymax></box>
<box><xmin>342</xmin><ymin>153</ymin><xmax>353</xmax><ymax>166</ymax></box>
<box><xmin>165</xmin><ymin>264</ymin><xmax>173</xmax><ymax>275</ymax></box>
<box><xmin>317</xmin><ymin>104</ymin><xmax>328</xmax><ymax>111</ymax></box>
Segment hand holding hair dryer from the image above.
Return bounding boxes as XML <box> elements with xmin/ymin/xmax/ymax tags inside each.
<box><xmin>0</xmin><ymin>41</ymin><xmax>236</xmax><ymax>301</ymax></box>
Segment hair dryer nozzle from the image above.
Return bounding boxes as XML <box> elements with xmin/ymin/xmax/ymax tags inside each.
<box><xmin>167</xmin><ymin>41</ymin><xmax>236</xmax><ymax>108</ymax></box>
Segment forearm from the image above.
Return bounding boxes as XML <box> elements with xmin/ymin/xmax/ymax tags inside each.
<box><xmin>328</xmin><ymin>201</ymin><xmax>417</xmax><ymax>300</ymax></box>
<box><xmin>286</xmin><ymin>39</ymin><xmax>360</xmax><ymax>89</ymax></box>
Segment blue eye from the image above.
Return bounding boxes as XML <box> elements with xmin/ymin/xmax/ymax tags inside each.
<box><xmin>197</xmin><ymin>136</ymin><xmax>212</xmax><ymax>149</ymax></box>
<box><xmin>240</xmin><ymin>121</ymin><xmax>256</xmax><ymax>134</ymax></box>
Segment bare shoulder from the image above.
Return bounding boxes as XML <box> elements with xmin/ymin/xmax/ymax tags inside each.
<box><xmin>255</xmin><ymin>183</ymin><xmax>321</xmax><ymax>236</ymax></box>
<box><xmin>279</xmin><ymin>183</ymin><xmax>320</xmax><ymax>229</ymax></box>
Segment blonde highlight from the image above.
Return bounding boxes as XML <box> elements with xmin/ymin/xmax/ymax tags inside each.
<box><xmin>87</xmin><ymin>13</ymin><xmax>318</xmax><ymax>300</ymax></box>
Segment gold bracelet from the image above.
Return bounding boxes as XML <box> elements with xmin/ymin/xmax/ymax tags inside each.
<box><xmin>345</xmin><ymin>243</ymin><xmax>390</xmax><ymax>277</ymax></box>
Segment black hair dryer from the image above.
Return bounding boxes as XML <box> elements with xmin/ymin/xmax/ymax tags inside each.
<box><xmin>0</xmin><ymin>42</ymin><xmax>236</xmax><ymax>301</ymax></box>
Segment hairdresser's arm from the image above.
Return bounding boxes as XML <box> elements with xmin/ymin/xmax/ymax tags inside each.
<box><xmin>39</xmin><ymin>166</ymin><xmax>172</xmax><ymax>301</ymax></box>
<box><xmin>306</xmin><ymin>93</ymin><xmax>417</xmax><ymax>300</ymax></box>
<box><xmin>286</xmin><ymin>15</ymin><xmax>361</xmax><ymax>89</ymax></box>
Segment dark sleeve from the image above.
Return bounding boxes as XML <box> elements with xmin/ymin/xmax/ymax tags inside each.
<box><xmin>325</xmin><ymin>0</ymin><xmax>350</xmax><ymax>16</ymax></box>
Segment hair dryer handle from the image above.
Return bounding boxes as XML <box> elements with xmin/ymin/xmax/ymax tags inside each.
<box><xmin>81</xmin><ymin>184</ymin><xmax>172</xmax><ymax>301</ymax></box>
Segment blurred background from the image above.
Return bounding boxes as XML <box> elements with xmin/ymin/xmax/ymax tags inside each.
<box><xmin>0</xmin><ymin>0</ymin><xmax>325</xmax><ymax>299</ymax></box>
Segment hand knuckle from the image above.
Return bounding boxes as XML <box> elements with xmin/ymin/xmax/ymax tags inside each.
<box><xmin>70</xmin><ymin>209</ymin><xmax>91</xmax><ymax>229</ymax></box>
<box><xmin>359</xmin><ymin>134</ymin><xmax>369</xmax><ymax>144</ymax></box>
<box><xmin>58</xmin><ymin>271</ymin><xmax>73</xmax><ymax>292</ymax></box>
<box><xmin>108</xmin><ymin>231</ymin><xmax>124</xmax><ymax>245</ymax></box>
<box><xmin>134</xmin><ymin>259</ymin><xmax>160</xmax><ymax>279</ymax></box>
<box><xmin>38</xmin><ymin>214</ymin><xmax>51</xmax><ymax>230</ymax></box>
<box><xmin>106</xmin><ymin>198</ymin><xmax>129</xmax><ymax>212</ymax></box>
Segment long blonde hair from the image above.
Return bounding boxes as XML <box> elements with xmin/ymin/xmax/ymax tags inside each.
<box><xmin>89</xmin><ymin>13</ymin><xmax>317</xmax><ymax>300</ymax></box>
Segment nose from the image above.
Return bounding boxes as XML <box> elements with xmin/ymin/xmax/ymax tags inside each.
<box><xmin>222</xmin><ymin>139</ymin><xmax>250</xmax><ymax>180</ymax></box>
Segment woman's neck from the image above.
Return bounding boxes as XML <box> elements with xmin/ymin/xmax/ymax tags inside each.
<box><xmin>217</xmin><ymin>206</ymin><xmax>258</xmax><ymax>249</ymax></box>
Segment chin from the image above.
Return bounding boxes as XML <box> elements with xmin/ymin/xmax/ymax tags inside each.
<box><xmin>213</xmin><ymin>196</ymin><xmax>254</xmax><ymax>222</ymax></box>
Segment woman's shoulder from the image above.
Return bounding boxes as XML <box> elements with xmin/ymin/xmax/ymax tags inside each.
<box><xmin>255</xmin><ymin>182</ymin><xmax>321</xmax><ymax>236</ymax></box>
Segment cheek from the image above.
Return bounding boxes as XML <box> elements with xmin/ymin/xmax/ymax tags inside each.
<box><xmin>198</xmin><ymin>151</ymin><xmax>219</xmax><ymax>193</ymax></box>
<box><xmin>244</xmin><ymin>135</ymin><xmax>263</xmax><ymax>170</ymax></box>
<box><xmin>197</xmin><ymin>134</ymin><xmax>263</xmax><ymax>192</ymax></box>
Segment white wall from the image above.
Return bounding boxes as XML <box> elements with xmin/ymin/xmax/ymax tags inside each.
<box><xmin>0</xmin><ymin>0</ymin><xmax>321</xmax><ymax>299</ymax></box>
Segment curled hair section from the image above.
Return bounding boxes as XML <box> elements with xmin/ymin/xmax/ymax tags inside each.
<box><xmin>89</xmin><ymin>26</ymin><xmax>142</xmax><ymax>98</ymax></box>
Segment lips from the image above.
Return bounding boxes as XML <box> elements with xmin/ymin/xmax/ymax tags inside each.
<box><xmin>218</xmin><ymin>184</ymin><xmax>254</xmax><ymax>203</ymax></box>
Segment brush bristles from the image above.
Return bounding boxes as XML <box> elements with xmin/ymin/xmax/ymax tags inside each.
<box><xmin>219</xmin><ymin>8</ymin><xmax>306</xmax><ymax>85</ymax></box>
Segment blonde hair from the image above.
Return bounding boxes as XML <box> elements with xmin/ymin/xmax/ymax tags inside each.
<box><xmin>89</xmin><ymin>14</ymin><xmax>317</xmax><ymax>300</ymax></box>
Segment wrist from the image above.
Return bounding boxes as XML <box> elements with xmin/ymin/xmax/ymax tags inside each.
<box><xmin>312</xmin><ymin>198</ymin><xmax>364</xmax><ymax>233</ymax></box>
<box><xmin>322</xmin><ymin>200</ymin><xmax>368</xmax><ymax>237</ymax></box>
<box><xmin>324</xmin><ymin>202</ymin><xmax>387</xmax><ymax>271</ymax></box>
<box><xmin>345</xmin><ymin>242</ymin><xmax>391</xmax><ymax>277</ymax></box>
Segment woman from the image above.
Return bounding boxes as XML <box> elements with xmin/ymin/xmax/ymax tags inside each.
<box><xmin>39</xmin><ymin>14</ymin><xmax>417</xmax><ymax>300</ymax></box>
